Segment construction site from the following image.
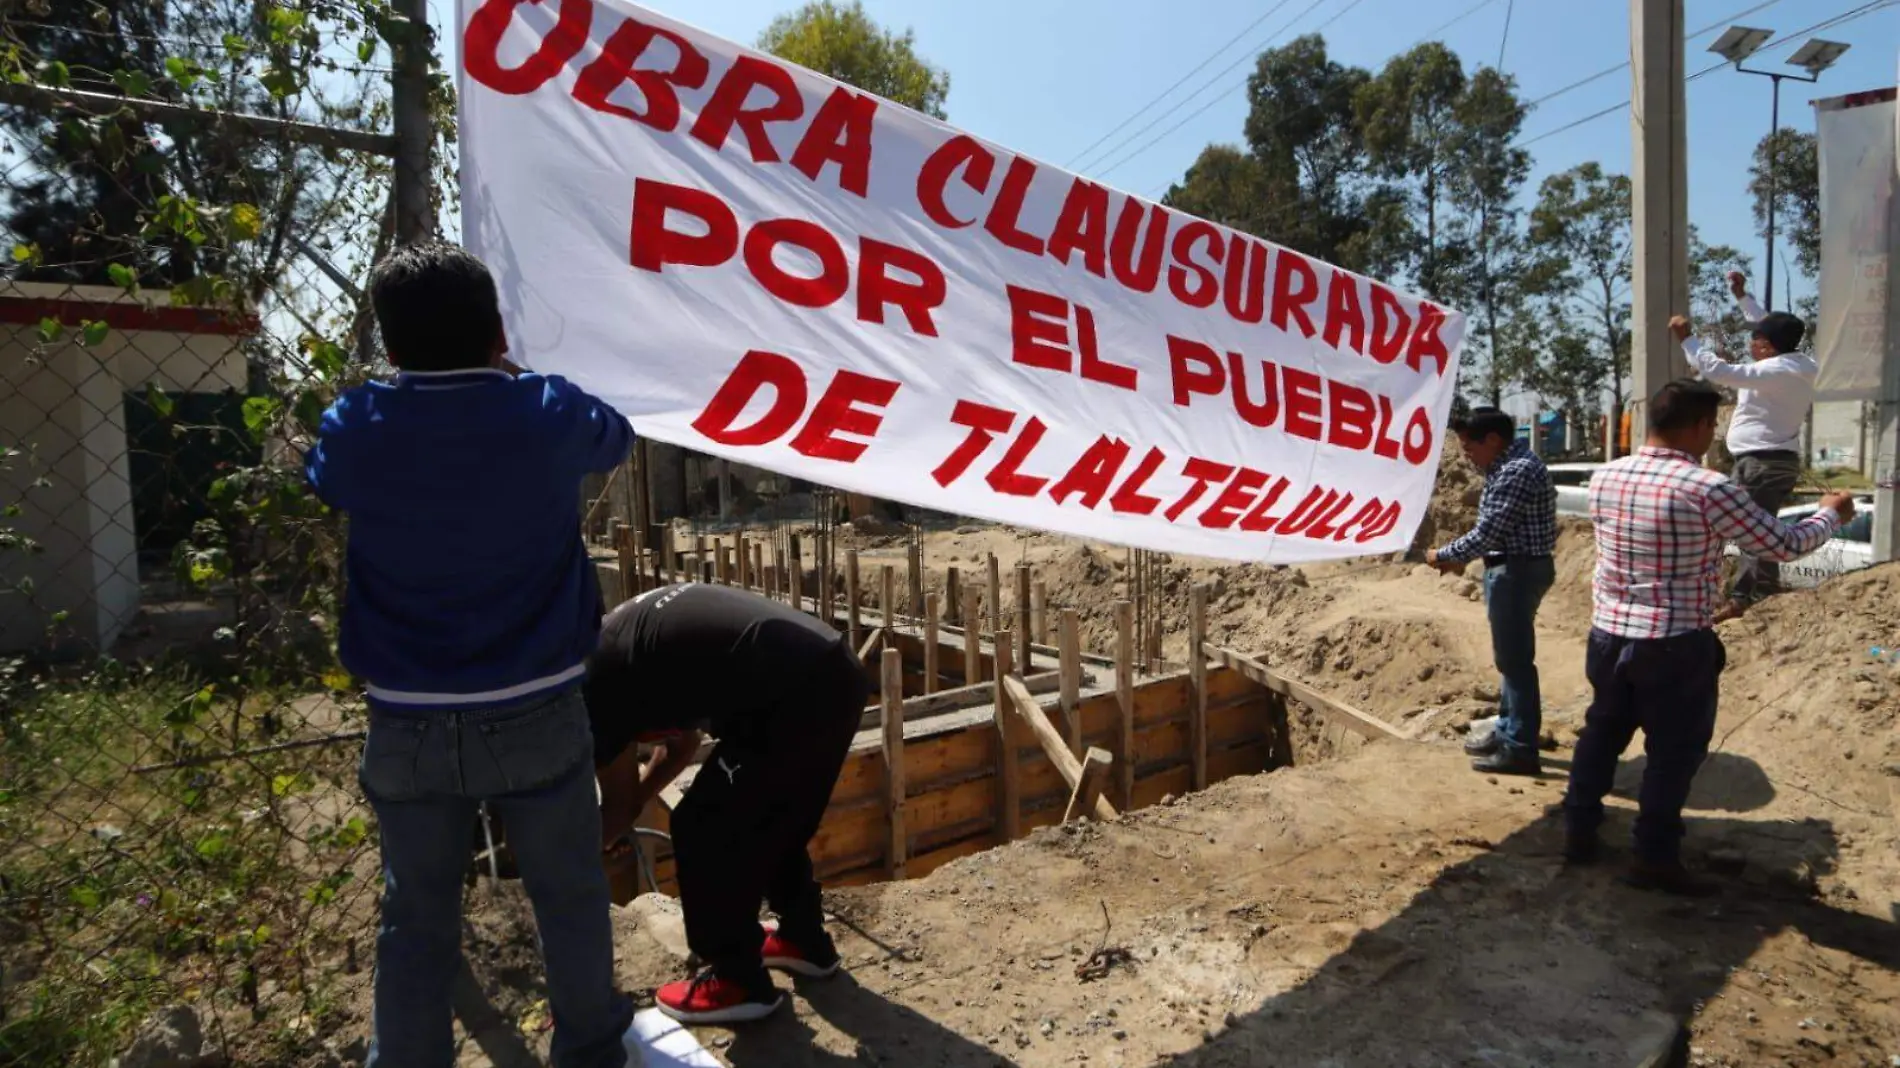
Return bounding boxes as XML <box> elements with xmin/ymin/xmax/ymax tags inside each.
<box><xmin>414</xmin><ymin>450</ymin><xmax>1900</xmax><ymax>1068</ymax></box>
<box><xmin>4</xmin><ymin>0</ymin><xmax>1899</xmax><ymax>1064</ymax></box>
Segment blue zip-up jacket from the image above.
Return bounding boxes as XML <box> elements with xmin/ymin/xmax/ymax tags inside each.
<box><xmin>305</xmin><ymin>368</ymin><xmax>633</xmax><ymax>709</ymax></box>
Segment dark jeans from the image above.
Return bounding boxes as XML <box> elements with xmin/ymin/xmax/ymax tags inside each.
<box><xmin>1483</xmin><ymin>556</ymin><xmax>1555</xmax><ymax>758</ymax></box>
<box><xmin>1729</xmin><ymin>450</ymin><xmax>1801</xmax><ymax>603</ymax></box>
<box><xmin>360</xmin><ymin>687</ymin><xmax>632</xmax><ymax>1068</ymax></box>
<box><xmin>1562</xmin><ymin>628</ymin><xmax>1726</xmax><ymax>865</ymax></box>
<box><xmin>671</xmin><ymin>643</ymin><xmax>866</xmax><ymax>986</ymax></box>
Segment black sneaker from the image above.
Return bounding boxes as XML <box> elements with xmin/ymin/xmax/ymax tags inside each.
<box><xmin>1623</xmin><ymin>860</ymin><xmax>1720</xmax><ymax>898</ymax></box>
<box><xmin>1463</xmin><ymin>730</ymin><xmax>1501</xmax><ymax>756</ymax></box>
<box><xmin>1471</xmin><ymin>749</ymin><xmax>1541</xmax><ymax>776</ymax></box>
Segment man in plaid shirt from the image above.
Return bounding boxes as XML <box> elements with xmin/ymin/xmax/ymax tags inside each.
<box><xmin>1562</xmin><ymin>378</ymin><xmax>1854</xmax><ymax>896</ymax></box>
<box><xmin>1426</xmin><ymin>407</ymin><xmax>1558</xmax><ymax>777</ymax></box>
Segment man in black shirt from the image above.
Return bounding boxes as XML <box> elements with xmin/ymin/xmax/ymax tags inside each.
<box><xmin>584</xmin><ymin>584</ymin><xmax>869</xmax><ymax>1025</ymax></box>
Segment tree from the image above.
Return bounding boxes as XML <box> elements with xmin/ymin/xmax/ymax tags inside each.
<box><xmin>1354</xmin><ymin>42</ymin><xmax>1470</xmax><ymax>299</ymax></box>
<box><xmin>2</xmin><ymin>0</ymin><xmax>389</xmax><ymax>301</ymax></box>
<box><xmin>1160</xmin><ymin>144</ymin><xmax>1275</xmax><ymax>236</ymax></box>
<box><xmin>1515</xmin><ymin>308</ymin><xmax>1609</xmax><ymax>451</ymax></box>
<box><xmin>1446</xmin><ymin>66</ymin><xmax>1534</xmax><ymax>405</ymax></box>
<box><xmin>1688</xmin><ymin>228</ymin><xmax>1754</xmax><ymax>356</ymax></box>
<box><xmin>1229</xmin><ymin>35</ymin><xmax>1401</xmax><ymax>275</ymax></box>
<box><xmin>1747</xmin><ymin>128</ymin><xmax>1820</xmax><ymax>293</ymax></box>
<box><xmin>759</xmin><ymin>0</ymin><xmax>949</xmax><ymax>118</ymax></box>
<box><xmin>1529</xmin><ymin>163</ymin><xmax>1633</xmax><ymax>447</ymax></box>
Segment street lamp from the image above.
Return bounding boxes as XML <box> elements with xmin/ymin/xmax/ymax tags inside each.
<box><xmin>1710</xmin><ymin>27</ymin><xmax>1851</xmax><ymax>307</ymax></box>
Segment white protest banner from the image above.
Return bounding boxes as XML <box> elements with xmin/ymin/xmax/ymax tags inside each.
<box><xmin>455</xmin><ymin>0</ymin><xmax>1465</xmax><ymax>562</ymax></box>
<box><xmin>1813</xmin><ymin>86</ymin><xmax>1895</xmax><ymax>403</ymax></box>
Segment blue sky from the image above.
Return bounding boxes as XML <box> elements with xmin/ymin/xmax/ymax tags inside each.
<box><xmin>434</xmin><ymin>0</ymin><xmax>1899</xmax><ymax>312</ymax></box>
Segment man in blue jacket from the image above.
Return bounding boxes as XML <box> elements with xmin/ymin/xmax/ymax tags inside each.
<box><xmin>306</xmin><ymin>242</ymin><xmax>634</xmax><ymax>1068</ymax></box>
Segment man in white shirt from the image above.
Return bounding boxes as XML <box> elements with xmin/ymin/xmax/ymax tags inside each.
<box><xmin>1673</xmin><ymin>271</ymin><xmax>1815</xmax><ymax>609</ymax></box>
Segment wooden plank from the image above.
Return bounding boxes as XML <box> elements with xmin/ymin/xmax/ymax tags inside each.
<box><xmin>1207</xmin><ymin>646</ymin><xmax>1406</xmax><ymax>742</ymax></box>
<box><xmin>695</xmin><ymin>535</ymin><xmax>707</xmax><ymax>584</ymax></box>
<box><xmin>1209</xmin><ymin>737</ymin><xmax>1274</xmax><ymax>783</ymax></box>
<box><xmin>945</xmin><ymin>567</ymin><xmax>961</xmax><ymax>626</ymax></box>
<box><xmin>903</xmin><ymin>774</ymin><xmax>995</xmax><ymax>842</ymax></box>
<box><xmin>906</xmin><ymin>832</ymin><xmax>994</xmax><ymax>880</ymax></box>
<box><xmin>617</xmin><ymin>524</ymin><xmax>638</xmax><ymax>601</ymax></box>
<box><xmin>1015</xmin><ymin>563</ymin><xmax>1033</xmax><ymax>663</ymax></box>
<box><xmin>923</xmin><ymin>592</ymin><xmax>940</xmax><ymax>696</ymax></box>
<box><xmin>1006</xmin><ymin>675</ymin><xmax>1117</xmax><ymax>822</ymax></box>
<box><xmin>857</xmin><ymin>627</ymin><xmax>885</xmax><ymax>664</ymax></box>
<box><xmin>987</xmin><ymin>555</ymin><xmax>1002</xmax><ymax>638</ymax></box>
<box><xmin>752</xmin><ymin>543</ymin><xmax>764</xmax><ymax>596</ymax></box>
<box><xmin>1132</xmin><ymin>764</ymin><xmax>1195</xmax><ymax>809</ymax></box>
<box><xmin>881</xmin><ymin>649</ymin><xmax>907</xmax><ymax>878</ymax></box>
<box><xmin>846</xmin><ymin>548</ymin><xmax>862</xmax><ymax>651</ymax></box>
<box><xmin>881</xmin><ymin>565</ymin><xmax>897</xmax><ymax>635</ymax></box>
<box><xmin>908</xmin><ymin>538</ymin><xmax>925</xmax><ymax>616</ymax></box>
<box><xmin>1188</xmin><ymin>584</ymin><xmax>1209</xmax><ymax>792</ymax></box>
<box><xmin>1034</xmin><ymin>579</ymin><xmax>1050</xmax><ymax>648</ymax></box>
<box><xmin>962</xmin><ymin>585</ymin><xmax>981</xmax><ymax>686</ymax></box>
<box><xmin>1064</xmin><ymin>747</ymin><xmax>1113</xmax><ymax>823</ymax></box>
<box><xmin>1115</xmin><ymin>600</ymin><xmax>1136</xmax><ymax>810</ymax></box>
<box><xmin>737</xmin><ymin>531</ymin><xmax>749</xmax><ymax>590</ymax></box>
<box><xmin>1058</xmin><ymin>608</ymin><xmax>1082</xmax><ymax>755</ymax></box>
<box><xmin>992</xmin><ymin>630</ymin><xmax>1021</xmax><ymax>843</ymax></box>
<box><xmin>789</xmin><ymin>535</ymin><xmax>803</xmax><ymax>611</ymax></box>
<box><xmin>856</xmin><ymin>670</ymin><xmax>1060</xmax><ymax>730</ymax></box>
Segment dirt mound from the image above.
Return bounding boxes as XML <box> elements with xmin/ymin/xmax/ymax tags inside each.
<box><xmin>1410</xmin><ymin>440</ymin><xmax>1482</xmax><ymax>553</ymax></box>
<box><xmin>1710</xmin><ymin>563</ymin><xmax>1900</xmax><ymax>827</ymax></box>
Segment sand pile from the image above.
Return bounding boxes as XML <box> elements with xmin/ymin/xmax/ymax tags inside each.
<box><xmin>1408</xmin><ymin>440</ymin><xmax>1483</xmax><ymax>555</ymax></box>
<box><xmin>1711</xmin><ymin>563</ymin><xmax>1900</xmax><ymax>819</ymax></box>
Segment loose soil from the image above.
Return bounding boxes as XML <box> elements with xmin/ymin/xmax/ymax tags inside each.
<box><xmin>327</xmin><ymin>447</ymin><xmax>1900</xmax><ymax>1068</ymax></box>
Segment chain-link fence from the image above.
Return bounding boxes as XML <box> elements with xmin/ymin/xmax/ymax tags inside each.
<box><xmin>0</xmin><ymin>2</ymin><xmax>419</xmax><ymax>1062</ymax></box>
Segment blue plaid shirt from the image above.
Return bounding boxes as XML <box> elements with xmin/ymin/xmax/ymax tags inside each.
<box><xmin>1436</xmin><ymin>439</ymin><xmax>1557</xmax><ymax>564</ymax></box>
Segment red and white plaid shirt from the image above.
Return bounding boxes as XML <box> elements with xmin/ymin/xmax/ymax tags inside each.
<box><xmin>1589</xmin><ymin>446</ymin><xmax>1840</xmax><ymax>639</ymax></box>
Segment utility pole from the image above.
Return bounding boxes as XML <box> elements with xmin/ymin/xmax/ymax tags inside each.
<box><xmin>1628</xmin><ymin>0</ymin><xmax>1691</xmax><ymax>447</ymax></box>
<box><xmin>1876</xmin><ymin>176</ymin><xmax>1900</xmax><ymax>564</ymax></box>
<box><xmin>391</xmin><ymin>0</ymin><xmax>435</xmax><ymax>244</ymax></box>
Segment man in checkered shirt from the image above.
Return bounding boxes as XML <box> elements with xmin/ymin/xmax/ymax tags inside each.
<box><xmin>1426</xmin><ymin>407</ymin><xmax>1558</xmax><ymax>777</ymax></box>
<box><xmin>1561</xmin><ymin>377</ymin><xmax>1855</xmax><ymax>896</ymax></box>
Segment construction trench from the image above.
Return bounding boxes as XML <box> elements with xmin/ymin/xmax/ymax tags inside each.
<box><xmin>581</xmin><ymin>525</ymin><xmax>1405</xmax><ymax>905</ymax></box>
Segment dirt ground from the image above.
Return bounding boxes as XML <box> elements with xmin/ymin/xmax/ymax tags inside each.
<box><xmin>343</xmin><ymin>448</ymin><xmax>1900</xmax><ymax>1068</ymax></box>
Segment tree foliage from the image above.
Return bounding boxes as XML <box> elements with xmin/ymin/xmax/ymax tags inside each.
<box><xmin>1747</xmin><ymin>128</ymin><xmax>1820</xmax><ymax>286</ymax></box>
<box><xmin>759</xmin><ymin>0</ymin><xmax>949</xmax><ymax>118</ymax></box>
<box><xmin>1528</xmin><ymin>163</ymin><xmax>1633</xmax><ymax>420</ymax></box>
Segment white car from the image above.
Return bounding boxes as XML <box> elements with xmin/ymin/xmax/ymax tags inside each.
<box><xmin>1724</xmin><ymin>496</ymin><xmax>1877</xmax><ymax>589</ymax></box>
<box><xmin>1547</xmin><ymin>462</ymin><xmax>1599</xmax><ymax>519</ymax></box>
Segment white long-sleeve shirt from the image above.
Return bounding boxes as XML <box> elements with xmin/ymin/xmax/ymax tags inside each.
<box><xmin>1680</xmin><ymin>292</ymin><xmax>1816</xmax><ymax>456</ymax></box>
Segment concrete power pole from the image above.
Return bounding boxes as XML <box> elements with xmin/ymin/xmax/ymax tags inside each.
<box><xmin>1628</xmin><ymin>0</ymin><xmax>1692</xmax><ymax>448</ymax></box>
<box><xmin>1876</xmin><ymin>120</ymin><xmax>1900</xmax><ymax>564</ymax></box>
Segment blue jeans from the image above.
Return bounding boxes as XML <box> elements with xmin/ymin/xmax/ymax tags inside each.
<box><xmin>1562</xmin><ymin>628</ymin><xmax>1725</xmax><ymax>864</ymax></box>
<box><xmin>1483</xmin><ymin>556</ymin><xmax>1555</xmax><ymax>758</ymax></box>
<box><xmin>359</xmin><ymin>686</ymin><xmax>631</xmax><ymax>1068</ymax></box>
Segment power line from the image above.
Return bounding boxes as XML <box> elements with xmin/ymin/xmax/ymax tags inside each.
<box><xmin>1060</xmin><ymin>0</ymin><xmax>1300</xmax><ymax>170</ymax></box>
<box><xmin>1093</xmin><ymin>0</ymin><xmax>1373</xmax><ymax>181</ymax></box>
<box><xmin>1073</xmin><ymin>0</ymin><xmax>1342</xmax><ymax>176</ymax></box>
<box><xmin>1419</xmin><ymin>0</ymin><xmax>1508</xmax><ymax>47</ymax></box>
<box><xmin>1516</xmin><ymin>0</ymin><xmax>1898</xmax><ymax>147</ymax></box>
<box><xmin>1496</xmin><ymin>0</ymin><xmax>1516</xmax><ymax>69</ymax></box>
<box><xmin>1523</xmin><ymin>0</ymin><xmax>1790</xmax><ymax>109</ymax></box>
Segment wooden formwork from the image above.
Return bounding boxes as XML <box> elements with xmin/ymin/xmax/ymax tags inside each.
<box><xmin>591</xmin><ymin>535</ymin><xmax>1404</xmax><ymax>904</ymax></box>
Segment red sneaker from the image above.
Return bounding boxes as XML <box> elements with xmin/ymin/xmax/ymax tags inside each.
<box><xmin>761</xmin><ymin>926</ymin><xmax>842</xmax><ymax>978</ymax></box>
<box><xmin>655</xmin><ymin>971</ymin><xmax>784</xmax><ymax>1025</ymax></box>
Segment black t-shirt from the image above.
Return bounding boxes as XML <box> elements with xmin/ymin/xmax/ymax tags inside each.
<box><xmin>583</xmin><ymin>583</ymin><xmax>851</xmax><ymax>765</ymax></box>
